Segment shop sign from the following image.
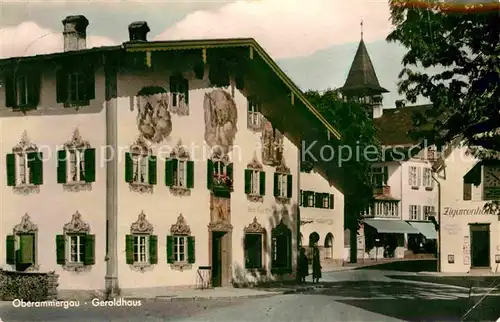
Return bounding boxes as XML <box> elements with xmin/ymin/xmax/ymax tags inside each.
<box><xmin>443</xmin><ymin>207</ymin><xmax>496</xmax><ymax>217</ymax></box>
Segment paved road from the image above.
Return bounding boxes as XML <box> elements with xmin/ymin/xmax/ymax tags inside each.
<box><xmin>1</xmin><ymin>269</ymin><xmax>500</xmax><ymax>321</ymax></box>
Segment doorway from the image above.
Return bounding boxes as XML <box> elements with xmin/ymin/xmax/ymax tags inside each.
<box><xmin>470</xmin><ymin>224</ymin><xmax>490</xmax><ymax>268</ymax></box>
<box><xmin>211</xmin><ymin>231</ymin><xmax>226</xmax><ymax>287</ymax></box>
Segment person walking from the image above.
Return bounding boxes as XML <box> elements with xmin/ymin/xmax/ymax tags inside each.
<box><xmin>312</xmin><ymin>246</ymin><xmax>322</xmax><ymax>283</ymax></box>
<box><xmin>297</xmin><ymin>247</ymin><xmax>309</xmax><ymax>283</ymax></box>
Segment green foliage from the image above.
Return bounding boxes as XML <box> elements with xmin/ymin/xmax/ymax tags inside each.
<box><xmin>0</xmin><ymin>271</ymin><xmax>50</xmax><ymax>301</ymax></box>
<box><xmin>305</xmin><ymin>89</ymin><xmax>379</xmax><ymax>228</ymax></box>
<box><xmin>387</xmin><ymin>0</ymin><xmax>500</xmax><ymax>152</ymax></box>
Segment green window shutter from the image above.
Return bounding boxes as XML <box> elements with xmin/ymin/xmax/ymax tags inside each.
<box><xmin>149</xmin><ymin>235</ymin><xmax>158</xmax><ymax>264</ymax></box>
<box><xmin>6</xmin><ymin>153</ymin><xmax>16</xmax><ymax>186</ymax></box>
<box><xmin>56</xmin><ymin>235</ymin><xmax>65</xmax><ymax>265</ymax></box>
<box><xmin>166</xmin><ymin>235</ymin><xmax>174</xmax><ymax>263</ymax></box>
<box><xmin>165</xmin><ymin>159</ymin><xmax>174</xmax><ymax>186</ymax></box>
<box><xmin>183</xmin><ymin>78</ymin><xmax>189</xmax><ymax>105</ymax></box>
<box><xmin>18</xmin><ymin>234</ymin><xmax>34</xmax><ymax>264</ymax></box>
<box><xmin>84</xmin><ymin>148</ymin><xmax>96</xmax><ymax>183</ymax></box>
<box><xmin>85</xmin><ymin>70</ymin><xmax>96</xmax><ymax>100</ymax></box>
<box><xmin>5</xmin><ymin>74</ymin><xmax>16</xmax><ymax>108</ymax></box>
<box><xmin>56</xmin><ymin>69</ymin><xmax>67</xmax><ymax>103</ymax></box>
<box><xmin>125</xmin><ymin>152</ymin><xmax>134</xmax><ymax>183</ymax></box>
<box><xmin>30</xmin><ymin>152</ymin><xmax>44</xmax><ymax>185</ymax></box>
<box><xmin>125</xmin><ymin>235</ymin><xmax>134</xmax><ymax>264</ymax></box>
<box><xmin>186</xmin><ymin>160</ymin><xmax>194</xmax><ymax>188</ymax></box>
<box><xmin>329</xmin><ymin>194</ymin><xmax>334</xmax><ymax>209</ymax></box>
<box><xmin>27</xmin><ymin>73</ymin><xmax>41</xmax><ymax>108</ymax></box>
<box><xmin>244</xmin><ymin>169</ymin><xmax>252</xmax><ymax>194</ymax></box>
<box><xmin>187</xmin><ymin>236</ymin><xmax>196</xmax><ymax>264</ymax></box>
<box><xmin>383</xmin><ymin>166</ymin><xmax>388</xmax><ymax>185</ymax></box>
<box><xmin>57</xmin><ymin>150</ymin><xmax>67</xmax><ymax>184</ymax></box>
<box><xmin>6</xmin><ymin>235</ymin><xmax>15</xmax><ymax>265</ymax></box>
<box><xmin>227</xmin><ymin>163</ymin><xmax>233</xmax><ymax>182</ymax></box>
<box><xmin>259</xmin><ymin>171</ymin><xmax>266</xmax><ymax>195</ymax></box>
<box><xmin>286</xmin><ymin>174</ymin><xmax>293</xmax><ymax>198</ymax></box>
<box><xmin>148</xmin><ymin>155</ymin><xmax>157</xmax><ymax>185</ymax></box>
<box><xmin>83</xmin><ymin>234</ymin><xmax>95</xmax><ymax>265</ymax></box>
<box><xmin>206</xmin><ymin>159</ymin><xmax>214</xmax><ymax>189</ymax></box>
<box><xmin>273</xmin><ymin>173</ymin><xmax>279</xmax><ymax>196</ymax></box>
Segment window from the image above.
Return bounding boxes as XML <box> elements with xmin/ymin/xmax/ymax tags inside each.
<box><xmin>56</xmin><ymin>69</ymin><xmax>95</xmax><ymax>106</ymax></box>
<box><xmin>68</xmin><ymin>235</ymin><xmax>85</xmax><ymax>263</ymax></box>
<box><xmin>247</xmin><ymin>98</ymin><xmax>261</xmax><ymax>129</ymax></box>
<box><xmin>367</xmin><ymin>201</ymin><xmax>398</xmax><ymax>217</ymax></box>
<box><xmin>271</xmin><ymin>222</ymin><xmax>292</xmax><ymax>273</ymax></box>
<box><xmin>6</xmin><ymin>151</ymin><xmax>44</xmax><ymax>187</ymax></box>
<box><xmin>125</xmin><ymin>152</ymin><xmax>157</xmax><ymax>186</ymax></box>
<box><xmin>408</xmin><ymin>166</ymin><xmax>419</xmax><ymax>187</ymax></box>
<box><xmin>167</xmin><ymin>214</ymin><xmax>195</xmax><ymax>268</ymax></box>
<box><xmin>307</xmin><ymin>192</ymin><xmax>314</xmax><ymax>206</ymax></box>
<box><xmin>6</xmin><ymin>233</ymin><xmax>36</xmax><ymax>270</ymax></box>
<box><xmin>125</xmin><ymin>212</ymin><xmax>158</xmax><ymax>267</ymax></box>
<box><xmin>423</xmin><ymin>168</ymin><xmax>433</xmax><ymax>189</ymax></box>
<box><xmin>4</xmin><ymin>73</ymin><xmax>41</xmax><ymax>109</ymax></box>
<box><xmin>274</xmin><ymin>173</ymin><xmax>291</xmax><ymax>199</ymax></box>
<box><xmin>169</xmin><ymin>159</ymin><xmax>189</xmax><ymax>187</ymax></box>
<box><xmin>244</xmin><ymin>169</ymin><xmax>265</xmax><ymax>196</ymax></box>
<box><xmin>323</xmin><ymin>194</ymin><xmax>330</xmax><ymax>208</ymax></box>
<box><xmin>173</xmin><ymin>235</ymin><xmax>186</xmax><ymax>262</ymax></box>
<box><xmin>169</xmin><ymin>75</ymin><xmax>189</xmax><ymax>108</ymax></box>
<box><xmin>207</xmin><ymin>159</ymin><xmax>233</xmax><ymax>193</ymax></box>
<box><xmin>214</xmin><ymin>161</ymin><xmax>226</xmax><ymax>175</ymax></box>
<box><xmin>423</xmin><ymin>206</ymin><xmax>435</xmax><ymax>220</ymax></box>
<box><xmin>372</xmin><ymin>166</ymin><xmax>388</xmax><ymax>187</ymax></box>
<box><xmin>409</xmin><ymin>205</ymin><xmax>420</xmax><ymax>220</ymax></box>
<box><xmin>244</xmin><ymin>233</ymin><xmax>263</xmax><ymax>269</ymax></box>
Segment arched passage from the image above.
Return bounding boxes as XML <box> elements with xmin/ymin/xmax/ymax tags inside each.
<box><xmin>309</xmin><ymin>232</ymin><xmax>320</xmax><ymax>246</ymax></box>
<box><xmin>324</xmin><ymin>233</ymin><xmax>334</xmax><ymax>259</ymax></box>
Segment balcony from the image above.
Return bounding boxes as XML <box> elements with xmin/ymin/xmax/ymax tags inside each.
<box><xmin>211</xmin><ymin>174</ymin><xmax>233</xmax><ymax>198</ymax></box>
<box><xmin>373</xmin><ymin>185</ymin><xmax>391</xmax><ymax>195</ymax></box>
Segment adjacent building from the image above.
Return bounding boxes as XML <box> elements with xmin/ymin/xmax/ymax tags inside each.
<box><xmin>0</xmin><ymin>16</ymin><xmax>345</xmax><ymax>295</ymax></box>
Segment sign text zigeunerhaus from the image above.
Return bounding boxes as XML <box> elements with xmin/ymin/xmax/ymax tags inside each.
<box><xmin>444</xmin><ymin>207</ymin><xmax>496</xmax><ymax>217</ymax></box>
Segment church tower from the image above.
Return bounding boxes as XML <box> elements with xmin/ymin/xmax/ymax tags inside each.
<box><xmin>339</xmin><ymin>21</ymin><xmax>388</xmax><ymax>118</ymax></box>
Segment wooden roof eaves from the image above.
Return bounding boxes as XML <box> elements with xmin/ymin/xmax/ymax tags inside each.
<box><xmin>123</xmin><ymin>38</ymin><xmax>342</xmax><ymax>140</ymax></box>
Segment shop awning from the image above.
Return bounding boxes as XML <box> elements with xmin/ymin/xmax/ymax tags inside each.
<box><xmin>407</xmin><ymin>221</ymin><xmax>437</xmax><ymax>239</ymax></box>
<box><xmin>364</xmin><ymin>219</ymin><xmax>419</xmax><ymax>234</ymax></box>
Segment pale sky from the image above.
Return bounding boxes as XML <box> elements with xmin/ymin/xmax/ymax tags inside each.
<box><xmin>0</xmin><ymin>0</ymin><xmax>423</xmax><ymax>107</ymax></box>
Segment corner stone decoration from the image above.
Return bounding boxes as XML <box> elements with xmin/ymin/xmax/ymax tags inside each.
<box><xmin>247</xmin><ymin>153</ymin><xmax>264</xmax><ymax>203</ymax></box>
<box><xmin>275</xmin><ymin>158</ymin><xmax>291</xmax><ymax>205</ymax></box>
<box><xmin>12</xmin><ymin>131</ymin><xmax>40</xmax><ymax>195</ymax></box>
<box><xmin>244</xmin><ymin>217</ymin><xmax>266</xmax><ymax>234</ymax></box>
<box><xmin>129</xmin><ymin>135</ymin><xmax>154</xmax><ymax>194</ymax></box>
<box><xmin>129</xmin><ymin>211</ymin><xmax>155</xmax><ymax>273</ymax></box>
<box><xmin>63</xmin><ymin>211</ymin><xmax>91</xmax><ymax>272</ymax></box>
<box><xmin>261</xmin><ymin>119</ymin><xmax>284</xmax><ymax>166</ymax></box>
<box><xmin>203</xmin><ymin>89</ymin><xmax>238</xmax><ymax>155</ymax></box>
<box><xmin>13</xmin><ymin>213</ymin><xmax>39</xmax><ymax>272</ymax></box>
<box><xmin>169</xmin><ymin>140</ymin><xmax>191</xmax><ymax>197</ymax></box>
<box><xmin>62</xmin><ymin>128</ymin><xmax>92</xmax><ymax>192</ymax></box>
<box><xmin>170</xmin><ymin>214</ymin><xmax>192</xmax><ymax>271</ymax></box>
<box><xmin>136</xmin><ymin>90</ymin><xmax>173</xmax><ymax>144</ymax></box>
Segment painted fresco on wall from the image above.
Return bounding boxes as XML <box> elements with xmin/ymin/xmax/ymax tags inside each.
<box><xmin>204</xmin><ymin>89</ymin><xmax>238</xmax><ymax>155</ymax></box>
<box><xmin>136</xmin><ymin>93</ymin><xmax>173</xmax><ymax>143</ymax></box>
<box><xmin>261</xmin><ymin>119</ymin><xmax>284</xmax><ymax>166</ymax></box>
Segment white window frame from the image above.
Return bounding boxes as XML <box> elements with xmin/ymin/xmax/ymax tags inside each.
<box><xmin>409</xmin><ymin>166</ymin><xmax>418</xmax><ymax>187</ymax></box>
<box><xmin>372</xmin><ymin>166</ymin><xmax>384</xmax><ymax>187</ymax></box>
<box><xmin>423</xmin><ymin>206</ymin><xmax>435</xmax><ymax>220</ymax></box>
<box><xmin>277</xmin><ymin>173</ymin><xmax>288</xmax><ymax>197</ymax></box>
<box><xmin>322</xmin><ymin>194</ymin><xmax>329</xmax><ymax>208</ymax></box>
<box><xmin>247</xmin><ymin>101</ymin><xmax>261</xmax><ymax>128</ymax></box>
<box><xmin>307</xmin><ymin>193</ymin><xmax>314</xmax><ymax>207</ymax></box>
<box><xmin>133</xmin><ymin>235</ymin><xmax>149</xmax><ymax>264</ymax></box>
<box><xmin>67</xmin><ymin>234</ymin><xmax>85</xmax><ymax>264</ymax></box>
<box><xmin>423</xmin><ymin>168</ymin><xmax>433</xmax><ymax>188</ymax></box>
<box><xmin>174</xmin><ymin>159</ymin><xmax>188</xmax><ymax>187</ymax></box>
<box><xmin>410</xmin><ymin>205</ymin><xmax>419</xmax><ymax>220</ymax></box>
<box><xmin>132</xmin><ymin>154</ymin><xmax>149</xmax><ymax>184</ymax></box>
<box><xmin>214</xmin><ymin>161</ymin><xmax>227</xmax><ymax>176</ymax></box>
<box><xmin>16</xmin><ymin>152</ymin><xmax>31</xmax><ymax>186</ymax></box>
<box><xmin>16</xmin><ymin>76</ymin><xmax>29</xmax><ymax>106</ymax></box>
<box><xmin>173</xmin><ymin>235</ymin><xmax>187</xmax><ymax>263</ymax></box>
<box><xmin>250</xmin><ymin>170</ymin><xmax>260</xmax><ymax>195</ymax></box>
<box><xmin>68</xmin><ymin>72</ymin><xmax>86</xmax><ymax>103</ymax></box>
<box><xmin>67</xmin><ymin>149</ymin><xmax>85</xmax><ymax>183</ymax></box>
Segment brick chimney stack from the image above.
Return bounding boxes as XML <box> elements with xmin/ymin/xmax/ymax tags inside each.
<box><xmin>128</xmin><ymin>21</ymin><xmax>150</xmax><ymax>42</ymax></box>
<box><xmin>62</xmin><ymin>15</ymin><xmax>89</xmax><ymax>52</ymax></box>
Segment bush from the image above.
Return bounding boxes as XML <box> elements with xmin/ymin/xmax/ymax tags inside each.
<box><xmin>0</xmin><ymin>269</ymin><xmax>54</xmax><ymax>301</ymax></box>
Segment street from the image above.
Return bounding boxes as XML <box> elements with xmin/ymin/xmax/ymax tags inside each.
<box><xmin>1</xmin><ymin>269</ymin><xmax>500</xmax><ymax>321</ymax></box>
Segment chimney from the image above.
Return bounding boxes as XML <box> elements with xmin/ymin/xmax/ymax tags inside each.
<box><xmin>128</xmin><ymin>21</ymin><xmax>150</xmax><ymax>42</ymax></box>
<box><xmin>62</xmin><ymin>15</ymin><xmax>89</xmax><ymax>52</ymax></box>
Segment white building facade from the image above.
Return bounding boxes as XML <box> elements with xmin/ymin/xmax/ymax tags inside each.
<box><xmin>0</xmin><ymin>16</ymin><xmax>345</xmax><ymax>294</ymax></box>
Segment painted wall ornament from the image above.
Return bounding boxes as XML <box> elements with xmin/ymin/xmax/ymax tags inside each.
<box><xmin>136</xmin><ymin>90</ymin><xmax>172</xmax><ymax>143</ymax></box>
<box><xmin>204</xmin><ymin>89</ymin><xmax>238</xmax><ymax>155</ymax></box>
<box><xmin>261</xmin><ymin>119</ymin><xmax>284</xmax><ymax>166</ymax></box>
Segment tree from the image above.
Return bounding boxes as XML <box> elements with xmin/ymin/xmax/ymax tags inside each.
<box><xmin>387</xmin><ymin>0</ymin><xmax>500</xmax><ymax>155</ymax></box>
<box><xmin>387</xmin><ymin>0</ymin><xmax>500</xmax><ymax>211</ymax></box>
<box><xmin>305</xmin><ymin>89</ymin><xmax>379</xmax><ymax>263</ymax></box>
